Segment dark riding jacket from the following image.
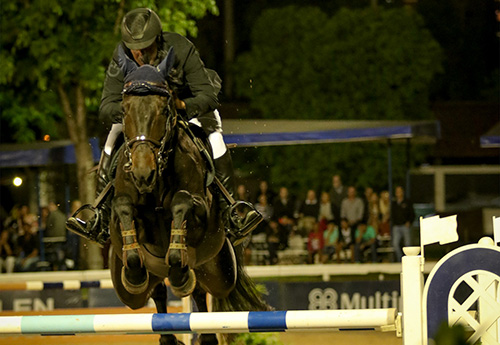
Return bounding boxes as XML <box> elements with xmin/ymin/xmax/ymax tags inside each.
<box><xmin>99</xmin><ymin>32</ymin><xmax>221</xmax><ymax>128</ymax></box>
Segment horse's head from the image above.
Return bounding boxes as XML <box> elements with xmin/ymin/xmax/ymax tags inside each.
<box><xmin>118</xmin><ymin>45</ymin><xmax>176</xmax><ymax>194</ymax></box>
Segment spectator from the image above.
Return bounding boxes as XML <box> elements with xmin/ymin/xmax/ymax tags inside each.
<box><xmin>329</xmin><ymin>175</ymin><xmax>347</xmax><ymax>226</ymax></box>
<box><xmin>336</xmin><ymin>218</ymin><xmax>354</xmax><ymax>263</ymax></box>
<box><xmin>254</xmin><ymin>180</ymin><xmax>276</xmax><ymax>206</ymax></box>
<box><xmin>340</xmin><ymin>186</ymin><xmax>364</xmax><ymax>230</ymax></box>
<box><xmin>0</xmin><ymin>228</ymin><xmax>16</xmax><ymax>273</ymax></box>
<box><xmin>391</xmin><ymin>186</ymin><xmax>415</xmax><ymax>262</ymax></box>
<box><xmin>322</xmin><ymin>221</ymin><xmax>339</xmax><ymax>263</ymax></box>
<box><xmin>66</xmin><ymin>200</ymin><xmax>82</xmax><ymax>269</ymax></box>
<box><xmin>379</xmin><ymin>190</ymin><xmax>391</xmax><ymax>236</ymax></box>
<box><xmin>267</xmin><ymin>220</ymin><xmax>280</xmax><ymax>265</ymax></box>
<box><xmin>272</xmin><ymin>187</ymin><xmax>296</xmax><ymax>249</ymax></box>
<box><xmin>362</xmin><ymin>187</ymin><xmax>374</xmax><ymax>223</ymax></box>
<box><xmin>45</xmin><ymin>202</ymin><xmax>68</xmax><ymax>270</ymax></box>
<box><xmin>15</xmin><ymin>223</ymin><xmax>40</xmax><ymax>272</ymax></box>
<box><xmin>307</xmin><ymin>222</ymin><xmax>323</xmax><ymax>264</ymax></box>
<box><xmin>318</xmin><ymin>191</ymin><xmax>335</xmax><ymax>230</ymax></box>
<box><xmin>297</xmin><ymin>189</ymin><xmax>319</xmax><ymax>236</ymax></box>
<box><xmin>236</xmin><ymin>184</ymin><xmax>251</xmax><ymax>202</ymax></box>
<box><xmin>367</xmin><ymin>192</ymin><xmax>381</xmax><ymax>233</ymax></box>
<box><xmin>254</xmin><ymin>194</ymin><xmax>273</xmax><ymax>235</ymax></box>
<box><xmin>18</xmin><ymin>205</ymin><xmax>38</xmax><ymax>233</ymax></box>
<box><xmin>354</xmin><ymin>222</ymin><xmax>377</xmax><ymax>263</ymax></box>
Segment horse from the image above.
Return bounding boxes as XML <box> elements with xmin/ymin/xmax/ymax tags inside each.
<box><xmin>108</xmin><ymin>46</ymin><xmax>269</xmax><ymax>345</ymax></box>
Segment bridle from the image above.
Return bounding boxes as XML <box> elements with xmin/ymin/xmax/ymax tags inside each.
<box><xmin>122</xmin><ymin>80</ymin><xmax>177</xmax><ymax>190</ymax></box>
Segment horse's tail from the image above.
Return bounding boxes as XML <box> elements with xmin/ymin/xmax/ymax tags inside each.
<box><xmin>212</xmin><ymin>243</ymin><xmax>272</xmax><ymax>313</ymax></box>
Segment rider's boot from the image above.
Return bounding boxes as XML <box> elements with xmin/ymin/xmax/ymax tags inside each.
<box><xmin>214</xmin><ymin>150</ymin><xmax>262</xmax><ymax>244</ymax></box>
<box><xmin>66</xmin><ymin>151</ymin><xmax>112</xmax><ymax>247</ymax></box>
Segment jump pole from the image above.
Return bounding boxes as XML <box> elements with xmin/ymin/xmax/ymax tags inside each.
<box><xmin>0</xmin><ymin>309</ymin><xmax>397</xmax><ymax>335</ymax></box>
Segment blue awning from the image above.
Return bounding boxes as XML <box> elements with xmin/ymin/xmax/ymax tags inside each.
<box><xmin>0</xmin><ymin>138</ymin><xmax>101</xmax><ymax>168</ymax></box>
<box><xmin>222</xmin><ymin>120</ymin><xmax>440</xmax><ymax>147</ymax></box>
<box><xmin>0</xmin><ymin>120</ymin><xmax>440</xmax><ymax>167</ymax></box>
<box><xmin>480</xmin><ymin>122</ymin><xmax>500</xmax><ymax>148</ymax></box>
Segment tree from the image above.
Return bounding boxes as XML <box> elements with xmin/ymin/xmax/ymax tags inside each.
<box><xmin>0</xmin><ymin>0</ymin><xmax>218</xmax><ymax>268</ymax></box>
<box><xmin>235</xmin><ymin>6</ymin><xmax>442</xmax><ymax>120</ymax></box>
<box><xmin>232</xmin><ymin>6</ymin><xmax>442</xmax><ymax>195</ymax></box>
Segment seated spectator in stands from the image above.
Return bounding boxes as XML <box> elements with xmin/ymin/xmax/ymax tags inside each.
<box><xmin>267</xmin><ymin>220</ymin><xmax>280</xmax><ymax>265</ymax></box>
<box><xmin>254</xmin><ymin>180</ymin><xmax>276</xmax><ymax>206</ymax></box>
<box><xmin>318</xmin><ymin>191</ymin><xmax>335</xmax><ymax>231</ymax></box>
<box><xmin>273</xmin><ymin>187</ymin><xmax>296</xmax><ymax>249</ymax></box>
<box><xmin>322</xmin><ymin>221</ymin><xmax>339</xmax><ymax>263</ymax></box>
<box><xmin>15</xmin><ymin>223</ymin><xmax>40</xmax><ymax>272</ymax></box>
<box><xmin>336</xmin><ymin>218</ymin><xmax>354</xmax><ymax>263</ymax></box>
<box><xmin>0</xmin><ymin>228</ymin><xmax>16</xmax><ymax>273</ymax></box>
<box><xmin>354</xmin><ymin>222</ymin><xmax>377</xmax><ymax>263</ymax></box>
<box><xmin>340</xmin><ymin>186</ymin><xmax>364</xmax><ymax>231</ymax></box>
<box><xmin>297</xmin><ymin>189</ymin><xmax>319</xmax><ymax>236</ymax></box>
<box><xmin>307</xmin><ymin>222</ymin><xmax>324</xmax><ymax>264</ymax></box>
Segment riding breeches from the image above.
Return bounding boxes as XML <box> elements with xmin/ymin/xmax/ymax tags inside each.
<box><xmin>104</xmin><ymin>110</ymin><xmax>227</xmax><ymax>159</ymax></box>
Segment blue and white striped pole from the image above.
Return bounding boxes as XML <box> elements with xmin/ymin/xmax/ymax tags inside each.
<box><xmin>0</xmin><ymin>309</ymin><xmax>396</xmax><ymax>335</ymax></box>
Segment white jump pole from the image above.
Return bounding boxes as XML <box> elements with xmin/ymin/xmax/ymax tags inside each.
<box><xmin>0</xmin><ymin>309</ymin><xmax>397</xmax><ymax>335</ymax></box>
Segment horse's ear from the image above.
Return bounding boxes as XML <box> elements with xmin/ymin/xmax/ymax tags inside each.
<box><xmin>117</xmin><ymin>44</ymin><xmax>138</xmax><ymax>78</ymax></box>
<box><xmin>157</xmin><ymin>47</ymin><xmax>175</xmax><ymax>79</ymax></box>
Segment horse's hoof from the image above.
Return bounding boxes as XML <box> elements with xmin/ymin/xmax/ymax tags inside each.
<box><xmin>121</xmin><ymin>266</ymin><xmax>149</xmax><ymax>294</ymax></box>
<box><xmin>169</xmin><ymin>268</ymin><xmax>196</xmax><ymax>298</ymax></box>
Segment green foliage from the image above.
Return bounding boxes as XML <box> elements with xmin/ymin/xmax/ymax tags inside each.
<box><xmin>0</xmin><ymin>0</ymin><xmax>218</xmax><ymax>143</ymax></box>
<box><xmin>235</xmin><ymin>6</ymin><xmax>443</xmax><ymax>120</ymax></box>
<box><xmin>230</xmin><ymin>332</ymin><xmax>283</xmax><ymax>345</ymax></box>
<box><xmin>232</xmin><ymin>6</ymin><xmax>440</xmax><ymax>194</ymax></box>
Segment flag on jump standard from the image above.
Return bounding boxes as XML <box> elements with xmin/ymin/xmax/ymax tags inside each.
<box><xmin>420</xmin><ymin>215</ymin><xmax>458</xmax><ymax>246</ymax></box>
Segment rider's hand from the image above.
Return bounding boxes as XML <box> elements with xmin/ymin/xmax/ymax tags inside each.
<box><xmin>175</xmin><ymin>99</ymin><xmax>186</xmax><ymax>110</ymax></box>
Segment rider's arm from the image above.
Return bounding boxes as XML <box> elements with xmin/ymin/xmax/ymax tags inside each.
<box><xmin>174</xmin><ymin>34</ymin><xmax>220</xmax><ymax>119</ymax></box>
<box><xmin>99</xmin><ymin>47</ymin><xmax>125</xmax><ymax>128</ymax></box>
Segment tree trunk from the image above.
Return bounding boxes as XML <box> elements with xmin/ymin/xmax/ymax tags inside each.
<box><xmin>58</xmin><ymin>82</ymin><xmax>103</xmax><ymax>269</ymax></box>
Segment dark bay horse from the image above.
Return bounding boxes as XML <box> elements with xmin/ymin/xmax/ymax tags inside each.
<box><xmin>109</xmin><ymin>47</ymin><xmax>269</xmax><ymax>345</ymax></box>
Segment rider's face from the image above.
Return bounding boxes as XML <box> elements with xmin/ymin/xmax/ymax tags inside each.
<box><xmin>131</xmin><ymin>42</ymin><xmax>158</xmax><ymax>66</ymax></box>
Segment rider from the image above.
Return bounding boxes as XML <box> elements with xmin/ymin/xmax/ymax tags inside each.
<box><xmin>67</xmin><ymin>8</ymin><xmax>262</xmax><ymax>245</ymax></box>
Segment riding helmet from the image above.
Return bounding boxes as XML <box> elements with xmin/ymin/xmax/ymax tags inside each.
<box><xmin>121</xmin><ymin>8</ymin><xmax>162</xmax><ymax>50</ymax></box>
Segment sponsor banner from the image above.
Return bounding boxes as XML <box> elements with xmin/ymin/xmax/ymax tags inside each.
<box><xmin>0</xmin><ymin>280</ymin><xmax>400</xmax><ymax>312</ymax></box>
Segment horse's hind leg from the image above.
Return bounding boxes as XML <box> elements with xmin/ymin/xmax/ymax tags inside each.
<box><xmin>192</xmin><ymin>286</ymin><xmax>218</xmax><ymax>345</ymax></box>
<box><xmin>166</xmin><ymin>190</ymin><xmax>196</xmax><ymax>298</ymax></box>
<box><xmin>152</xmin><ymin>282</ymin><xmax>182</xmax><ymax>345</ymax></box>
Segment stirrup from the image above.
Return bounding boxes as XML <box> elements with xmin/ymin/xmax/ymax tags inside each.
<box><xmin>66</xmin><ymin>204</ymin><xmax>109</xmax><ymax>248</ymax></box>
<box><xmin>227</xmin><ymin>201</ymin><xmax>263</xmax><ymax>246</ymax></box>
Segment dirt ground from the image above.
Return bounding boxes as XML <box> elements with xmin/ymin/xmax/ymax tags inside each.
<box><xmin>0</xmin><ymin>332</ymin><xmax>402</xmax><ymax>345</ymax></box>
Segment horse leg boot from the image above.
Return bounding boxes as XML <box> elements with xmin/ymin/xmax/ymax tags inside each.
<box><xmin>120</xmin><ymin>220</ymin><xmax>149</xmax><ymax>294</ymax></box>
<box><xmin>166</xmin><ymin>191</ymin><xmax>196</xmax><ymax>298</ymax></box>
<box><xmin>214</xmin><ymin>151</ymin><xmax>263</xmax><ymax>244</ymax></box>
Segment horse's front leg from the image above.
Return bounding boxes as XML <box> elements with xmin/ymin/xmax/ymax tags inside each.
<box><xmin>166</xmin><ymin>190</ymin><xmax>197</xmax><ymax>297</ymax></box>
<box><xmin>113</xmin><ymin>194</ymin><xmax>148</xmax><ymax>294</ymax></box>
